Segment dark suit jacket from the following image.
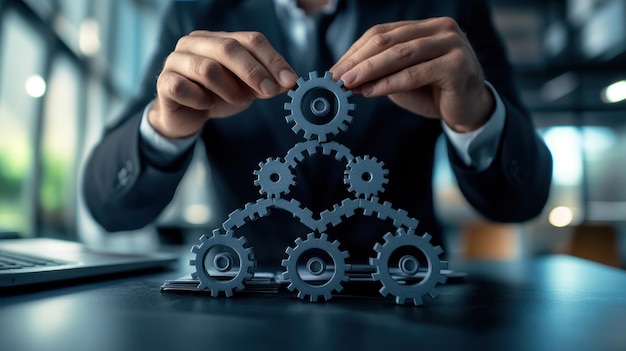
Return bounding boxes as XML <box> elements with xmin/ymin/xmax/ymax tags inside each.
<box><xmin>83</xmin><ymin>0</ymin><xmax>552</xmax><ymax>264</ymax></box>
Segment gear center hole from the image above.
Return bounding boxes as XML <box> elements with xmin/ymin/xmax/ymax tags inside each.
<box><xmin>310</xmin><ymin>97</ymin><xmax>330</xmax><ymax>116</ymax></box>
<box><xmin>213</xmin><ymin>252</ymin><xmax>234</xmax><ymax>272</ymax></box>
<box><xmin>306</xmin><ymin>257</ymin><xmax>326</xmax><ymax>276</ymax></box>
<box><xmin>361</xmin><ymin>172</ymin><xmax>373</xmax><ymax>182</ymax></box>
<box><xmin>399</xmin><ymin>255</ymin><xmax>420</xmax><ymax>276</ymax></box>
<box><xmin>388</xmin><ymin>245</ymin><xmax>429</xmax><ymax>284</ymax></box>
<box><xmin>270</xmin><ymin>172</ymin><xmax>280</xmax><ymax>183</ymax></box>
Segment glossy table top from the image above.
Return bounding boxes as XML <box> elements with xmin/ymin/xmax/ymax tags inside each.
<box><xmin>2</xmin><ymin>254</ymin><xmax>625</xmax><ymax>351</ymax></box>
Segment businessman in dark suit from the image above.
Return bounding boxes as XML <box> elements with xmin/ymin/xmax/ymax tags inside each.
<box><xmin>83</xmin><ymin>0</ymin><xmax>552</xmax><ymax>264</ymax></box>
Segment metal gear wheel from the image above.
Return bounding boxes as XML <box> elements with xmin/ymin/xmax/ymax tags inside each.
<box><xmin>190</xmin><ymin>229</ymin><xmax>255</xmax><ymax>297</ymax></box>
<box><xmin>281</xmin><ymin>233</ymin><xmax>349</xmax><ymax>302</ymax></box>
<box><xmin>253</xmin><ymin>157</ymin><xmax>295</xmax><ymax>198</ymax></box>
<box><xmin>344</xmin><ymin>156</ymin><xmax>389</xmax><ymax>199</ymax></box>
<box><xmin>284</xmin><ymin>71</ymin><xmax>355</xmax><ymax>142</ymax></box>
<box><xmin>369</xmin><ymin>229</ymin><xmax>447</xmax><ymax>306</ymax></box>
<box><xmin>360</xmin><ymin>197</ymin><xmax>419</xmax><ymax>229</ymax></box>
<box><xmin>222</xmin><ymin>198</ymin><xmax>274</xmax><ymax>231</ymax></box>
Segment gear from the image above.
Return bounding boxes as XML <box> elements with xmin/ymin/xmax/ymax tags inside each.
<box><xmin>318</xmin><ymin>198</ymin><xmax>361</xmax><ymax>231</ymax></box>
<box><xmin>360</xmin><ymin>197</ymin><xmax>419</xmax><ymax>229</ymax></box>
<box><xmin>253</xmin><ymin>157</ymin><xmax>295</xmax><ymax>198</ymax></box>
<box><xmin>284</xmin><ymin>71</ymin><xmax>355</xmax><ymax>142</ymax></box>
<box><xmin>369</xmin><ymin>229</ymin><xmax>447</xmax><ymax>306</ymax></box>
<box><xmin>281</xmin><ymin>233</ymin><xmax>349</xmax><ymax>302</ymax></box>
<box><xmin>272</xmin><ymin>198</ymin><xmax>317</xmax><ymax>231</ymax></box>
<box><xmin>344</xmin><ymin>156</ymin><xmax>389</xmax><ymax>199</ymax></box>
<box><xmin>284</xmin><ymin>140</ymin><xmax>321</xmax><ymax>168</ymax></box>
<box><xmin>190</xmin><ymin>229</ymin><xmax>255</xmax><ymax>297</ymax></box>
<box><xmin>222</xmin><ymin>198</ymin><xmax>274</xmax><ymax>230</ymax></box>
<box><xmin>284</xmin><ymin>140</ymin><xmax>355</xmax><ymax>169</ymax></box>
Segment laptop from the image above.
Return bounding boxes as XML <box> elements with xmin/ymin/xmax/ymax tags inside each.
<box><xmin>0</xmin><ymin>236</ymin><xmax>178</xmax><ymax>289</ymax></box>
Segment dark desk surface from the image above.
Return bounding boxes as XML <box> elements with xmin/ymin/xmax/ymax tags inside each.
<box><xmin>2</xmin><ymin>254</ymin><xmax>625</xmax><ymax>351</ymax></box>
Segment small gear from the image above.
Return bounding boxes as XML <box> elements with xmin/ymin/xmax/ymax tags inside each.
<box><xmin>369</xmin><ymin>229</ymin><xmax>447</xmax><ymax>306</ymax></box>
<box><xmin>344</xmin><ymin>156</ymin><xmax>389</xmax><ymax>199</ymax></box>
<box><xmin>281</xmin><ymin>233</ymin><xmax>349</xmax><ymax>302</ymax></box>
<box><xmin>253</xmin><ymin>157</ymin><xmax>295</xmax><ymax>198</ymax></box>
<box><xmin>190</xmin><ymin>229</ymin><xmax>255</xmax><ymax>297</ymax></box>
<box><xmin>284</xmin><ymin>71</ymin><xmax>355</xmax><ymax>142</ymax></box>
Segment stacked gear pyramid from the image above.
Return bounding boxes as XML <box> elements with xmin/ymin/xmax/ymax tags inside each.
<box><xmin>189</xmin><ymin>71</ymin><xmax>448</xmax><ymax>306</ymax></box>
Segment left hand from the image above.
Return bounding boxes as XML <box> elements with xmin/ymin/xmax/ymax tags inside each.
<box><xmin>330</xmin><ymin>17</ymin><xmax>494</xmax><ymax>133</ymax></box>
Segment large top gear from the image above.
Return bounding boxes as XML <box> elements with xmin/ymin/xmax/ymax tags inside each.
<box><xmin>284</xmin><ymin>71</ymin><xmax>355</xmax><ymax>142</ymax></box>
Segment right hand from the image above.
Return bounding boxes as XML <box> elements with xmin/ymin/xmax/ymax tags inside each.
<box><xmin>149</xmin><ymin>31</ymin><xmax>298</xmax><ymax>139</ymax></box>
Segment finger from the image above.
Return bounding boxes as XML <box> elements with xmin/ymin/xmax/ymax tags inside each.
<box><xmin>175</xmin><ymin>34</ymin><xmax>282</xmax><ymax>98</ymax></box>
<box><xmin>331</xmin><ymin>21</ymin><xmax>438</xmax><ymax>78</ymax></box>
<box><xmin>163</xmin><ymin>51</ymin><xmax>254</xmax><ymax>106</ymax></box>
<box><xmin>157</xmin><ymin>70</ymin><xmax>216</xmax><ymax>111</ymax></box>
<box><xmin>189</xmin><ymin>31</ymin><xmax>298</xmax><ymax>88</ymax></box>
<box><xmin>357</xmin><ymin>58</ymin><xmax>443</xmax><ymax>98</ymax></box>
<box><xmin>338</xmin><ymin>34</ymin><xmax>453</xmax><ymax>89</ymax></box>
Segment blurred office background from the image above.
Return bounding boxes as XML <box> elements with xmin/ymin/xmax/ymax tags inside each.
<box><xmin>0</xmin><ymin>0</ymin><xmax>625</xmax><ymax>266</ymax></box>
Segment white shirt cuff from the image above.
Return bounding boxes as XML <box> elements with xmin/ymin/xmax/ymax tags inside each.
<box><xmin>139</xmin><ymin>101</ymin><xmax>199</xmax><ymax>160</ymax></box>
<box><xmin>441</xmin><ymin>81</ymin><xmax>506</xmax><ymax>171</ymax></box>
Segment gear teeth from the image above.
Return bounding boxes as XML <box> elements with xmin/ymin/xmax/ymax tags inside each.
<box><xmin>282</xmin><ymin>233</ymin><xmax>348</xmax><ymax>303</ymax></box>
<box><xmin>223</xmin><ymin>198</ymin><xmax>274</xmax><ymax>230</ymax></box>
<box><xmin>434</xmin><ymin>246</ymin><xmax>444</xmax><ymax>256</ymax></box>
<box><xmin>412</xmin><ymin>297</ymin><xmax>424</xmax><ymax>306</ymax></box>
<box><xmin>429</xmin><ymin>288</ymin><xmax>440</xmax><ymax>299</ymax></box>
<box><xmin>373</xmin><ymin>243</ymin><xmax>383</xmax><ymax>253</ymax></box>
<box><xmin>369</xmin><ymin>228</ymin><xmax>447</xmax><ymax>307</ymax></box>
<box><xmin>321</xmin><ymin>141</ymin><xmax>354</xmax><ymax>164</ymax></box>
<box><xmin>283</xmin><ymin>70</ymin><xmax>354</xmax><ymax>141</ymax></box>
<box><xmin>273</xmin><ymin>198</ymin><xmax>317</xmax><ymax>231</ymax></box>
<box><xmin>189</xmin><ymin>229</ymin><xmax>255</xmax><ymax>298</ymax></box>
<box><xmin>284</xmin><ymin>247</ymin><xmax>293</xmax><ymax>256</ymax></box>
<box><xmin>383</xmin><ymin>232</ymin><xmax>394</xmax><ymax>242</ymax></box>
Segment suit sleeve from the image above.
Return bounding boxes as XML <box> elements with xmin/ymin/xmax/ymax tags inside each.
<box><xmin>447</xmin><ymin>0</ymin><xmax>553</xmax><ymax>222</ymax></box>
<box><xmin>82</xmin><ymin>3</ymin><xmax>203</xmax><ymax>231</ymax></box>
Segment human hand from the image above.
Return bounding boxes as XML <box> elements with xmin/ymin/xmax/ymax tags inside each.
<box><xmin>150</xmin><ymin>31</ymin><xmax>298</xmax><ymax>138</ymax></box>
<box><xmin>330</xmin><ymin>18</ymin><xmax>494</xmax><ymax>133</ymax></box>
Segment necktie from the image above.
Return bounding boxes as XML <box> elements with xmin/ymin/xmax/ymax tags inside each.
<box><xmin>313</xmin><ymin>11</ymin><xmax>336</xmax><ymax>73</ymax></box>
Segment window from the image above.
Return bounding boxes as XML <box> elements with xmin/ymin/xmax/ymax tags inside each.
<box><xmin>0</xmin><ymin>8</ymin><xmax>46</xmax><ymax>234</ymax></box>
<box><xmin>39</xmin><ymin>54</ymin><xmax>82</xmax><ymax>237</ymax></box>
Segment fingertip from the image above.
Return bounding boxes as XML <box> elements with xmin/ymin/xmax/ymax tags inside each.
<box><xmin>260</xmin><ymin>78</ymin><xmax>280</xmax><ymax>96</ymax></box>
<box><xmin>278</xmin><ymin>69</ymin><xmax>298</xmax><ymax>87</ymax></box>
<box><xmin>330</xmin><ymin>67</ymin><xmax>346</xmax><ymax>82</ymax></box>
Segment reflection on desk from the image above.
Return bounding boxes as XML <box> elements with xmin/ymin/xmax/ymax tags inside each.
<box><xmin>1</xmin><ymin>255</ymin><xmax>625</xmax><ymax>351</ymax></box>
